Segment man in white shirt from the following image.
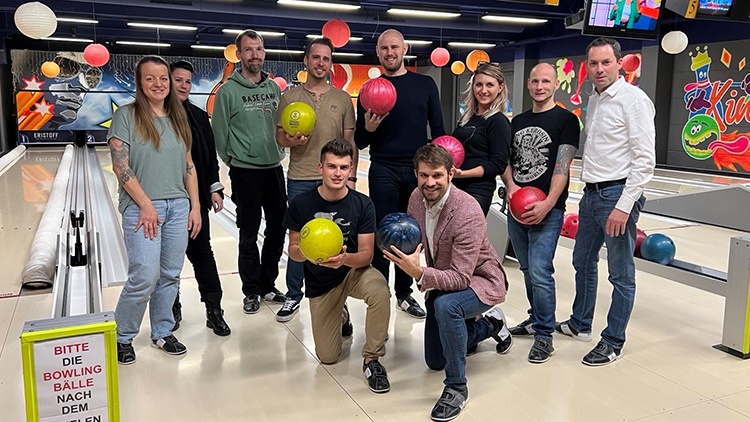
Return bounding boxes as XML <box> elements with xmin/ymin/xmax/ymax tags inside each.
<box><xmin>555</xmin><ymin>37</ymin><xmax>656</xmax><ymax>366</ymax></box>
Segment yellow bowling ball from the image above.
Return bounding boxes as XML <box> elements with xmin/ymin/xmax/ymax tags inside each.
<box><xmin>281</xmin><ymin>101</ymin><xmax>317</xmax><ymax>136</ymax></box>
<box><xmin>298</xmin><ymin>218</ymin><xmax>344</xmax><ymax>263</ymax></box>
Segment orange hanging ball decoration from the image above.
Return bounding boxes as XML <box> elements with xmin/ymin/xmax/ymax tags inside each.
<box><xmin>322</xmin><ymin>19</ymin><xmax>350</xmax><ymax>48</ymax></box>
<box><xmin>451</xmin><ymin>61</ymin><xmax>465</xmax><ymax>75</ymax></box>
<box><xmin>83</xmin><ymin>43</ymin><xmax>110</xmax><ymax>67</ymax></box>
<box><xmin>430</xmin><ymin>48</ymin><xmax>450</xmax><ymax>67</ymax></box>
<box><xmin>41</xmin><ymin>61</ymin><xmax>60</xmax><ymax>78</ymax></box>
<box><xmin>273</xmin><ymin>76</ymin><xmax>288</xmax><ymax>91</ymax></box>
<box><xmin>466</xmin><ymin>49</ymin><xmax>490</xmax><ymax>72</ymax></box>
<box><xmin>224</xmin><ymin>44</ymin><xmax>240</xmax><ymax>63</ymax></box>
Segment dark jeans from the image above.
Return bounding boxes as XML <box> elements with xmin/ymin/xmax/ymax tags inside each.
<box><xmin>284</xmin><ymin>179</ymin><xmax>321</xmax><ymax>302</ymax></box>
<box><xmin>229</xmin><ymin>165</ymin><xmax>287</xmax><ymax>297</ymax></box>
<box><xmin>185</xmin><ymin>206</ymin><xmax>223</xmax><ymax>304</ymax></box>
<box><xmin>425</xmin><ymin>289</ymin><xmax>493</xmax><ymax>388</ymax></box>
<box><xmin>468</xmin><ymin>192</ymin><xmax>492</xmax><ymax>217</ymax></box>
<box><xmin>368</xmin><ymin>161</ymin><xmax>417</xmax><ymax>300</ymax></box>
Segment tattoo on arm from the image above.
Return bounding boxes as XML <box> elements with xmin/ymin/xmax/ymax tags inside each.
<box><xmin>186</xmin><ymin>163</ymin><xmax>195</xmax><ymax>175</ymax></box>
<box><xmin>109</xmin><ymin>141</ymin><xmax>136</xmax><ymax>184</ymax></box>
<box><xmin>553</xmin><ymin>145</ymin><xmax>577</xmax><ymax>176</ymax></box>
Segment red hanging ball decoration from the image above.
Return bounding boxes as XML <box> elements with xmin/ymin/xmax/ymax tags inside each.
<box><xmin>322</xmin><ymin>19</ymin><xmax>350</xmax><ymax>48</ymax></box>
<box><xmin>83</xmin><ymin>43</ymin><xmax>110</xmax><ymax>67</ymax></box>
<box><xmin>430</xmin><ymin>48</ymin><xmax>450</xmax><ymax>67</ymax></box>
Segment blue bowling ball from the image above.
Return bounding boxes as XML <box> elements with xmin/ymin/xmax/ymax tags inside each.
<box><xmin>640</xmin><ymin>233</ymin><xmax>676</xmax><ymax>265</ymax></box>
<box><xmin>376</xmin><ymin>212</ymin><xmax>422</xmax><ymax>255</ymax></box>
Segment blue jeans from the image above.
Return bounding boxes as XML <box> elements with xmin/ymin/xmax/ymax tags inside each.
<box><xmin>507</xmin><ymin>208</ymin><xmax>563</xmax><ymax>340</ymax></box>
<box><xmin>368</xmin><ymin>161</ymin><xmax>418</xmax><ymax>300</ymax></box>
<box><xmin>116</xmin><ymin>198</ymin><xmax>190</xmax><ymax>344</ymax></box>
<box><xmin>285</xmin><ymin>179</ymin><xmax>321</xmax><ymax>301</ymax></box>
<box><xmin>425</xmin><ymin>288</ymin><xmax>493</xmax><ymax>388</ymax></box>
<box><xmin>569</xmin><ymin>185</ymin><xmax>645</xmax><ymax>349</ymax></box>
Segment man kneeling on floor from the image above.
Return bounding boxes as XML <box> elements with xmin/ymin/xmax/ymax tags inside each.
<box><xmin>284</xmin><ymin>139</ymin><xmax>392</xmax><ymax>393</ymax></box>
<box><xmin>385</xmin><ymin>144</ymin><xmax>512</xmax><ymax>421</ymax></box>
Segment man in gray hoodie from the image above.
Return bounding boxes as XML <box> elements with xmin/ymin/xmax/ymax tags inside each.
<box><xmin>212</xmin><ymin>29</ymin><xmax>288</xmax><ymax>314</ymax></box>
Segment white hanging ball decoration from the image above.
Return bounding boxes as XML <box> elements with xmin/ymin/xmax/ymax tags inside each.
<box><xmin>661</xmin><ymin>31</ymin><xmax>689</xmax><ymax>55</ymax></box>
<box><xmin>367</xmin><ymin>67</ymin><xmax>381</xmax><ymax>79</ymax></box>
<box><xmin>14</xmin><ymin>2</ymin><xmax>57</xmax><ymax>39</ymax></box>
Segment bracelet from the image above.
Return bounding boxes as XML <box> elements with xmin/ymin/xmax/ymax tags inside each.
<box><xmin>348</xmin><ymin>177</ymin><xmax>358</xmax><ymax>182</ymax></box>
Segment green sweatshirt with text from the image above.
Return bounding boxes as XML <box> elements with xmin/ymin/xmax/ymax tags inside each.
<box><xmin>211</xmin><ymin>70</ymin><xmax>284</xmax><ymax>169</ymax></box>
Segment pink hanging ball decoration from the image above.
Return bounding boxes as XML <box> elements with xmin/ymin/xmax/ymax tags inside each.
<box><xmin>273</xmin><ymin>76</ymin><xmax>287</xmax><ymax>91</ymax></box>
<box><xmin>430</xmin><ymin>48</ymin><xmax>450</xmax><ymax>67</ymax></box>
<box><xmin>322</xmin><ymin>19</ymin><xmax>350</xmax><ymax>48</ymax></box>
<box><xmin>83</xmin><ymin>43</ymin><xmax>110</xmax><ymax>67</ymax></box>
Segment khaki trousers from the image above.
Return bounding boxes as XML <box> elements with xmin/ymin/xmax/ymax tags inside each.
<box><xmin>309</xmin><ymin>266</ymin><xmax>391</xmax><ymax>364</ymax></box>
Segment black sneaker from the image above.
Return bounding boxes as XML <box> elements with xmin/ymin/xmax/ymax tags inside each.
<box><xmin>363</xmin><ymin>360</ymin><xmax>390</xmax><ymax>393</ymax></box>
<box><xmin>528</xmin><ymin>337</ymin><xmax>554</xmax><ymax>364</ymax></box>
<box><xmin>206</xmin><ymin>308</ymin><xmax>231</xmax><ymax>336</ymax></box>
<box><xmin>263</xmin><ymin>288</ymin><xmax>287</xmax><ymax>303</ymax></box>
<box><xmin>243</xmin><ymin>294</ymin><xmax>261</xmax><ymax>314</ymax></box>
<box><xmin>430</xmin><ymin>386</ymin><xmax>469</xmax><ymax>422</ymax></box>
<box><xmin>117</xmin><ymin>342</ymin><xmax>136</xmax><ymax>365</ymax></box>
<box><xmin>151</xmin><ymin>335</ymin><xmax>187</xmax><ymax>355</ymax></box>
<box><xmin>172</xmin><ymin>296</ymin><xmax>182</xmax><ymax>331</ymax></box>
<box><xmin>582</xmin><ymin>341</ymin><xmax>621</xmax><ymax>366</ymax></box>
<box><xmin>509</xmin><ymin>317</ymin><xmax>535</xmax><ymax>336</ymax></box>
<box><xmin>276</xmin><ymin>298</ymin><xmax>300</xmax><ymax>322</ymax></box>
<box><xmin>342</xmin><ymin>304</ymin><xmax>353</xmax><ymax>338</ymax></box>
<box><xmin>555</xmin><ymin>319</ymin><xmax>593</xmax><ymax>342</ymax></box>
<box><xmin>397</xmin><ymin>295</ymin><xmax>426</xmax><ymax>319</ymax></box>
<box><xmin>485</xmin><ymin>308</ymin><xmax>513</xmax><ymax>354</ymax></box>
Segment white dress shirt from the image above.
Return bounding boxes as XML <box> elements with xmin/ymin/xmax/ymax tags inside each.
<box><xmin>582</xmin><ymin>76</ymin><xmax>656</xmax><ymax>213</ymax></box>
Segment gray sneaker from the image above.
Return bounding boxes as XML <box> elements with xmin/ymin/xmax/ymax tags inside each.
<box><xmin>485</xmin><ymin>308</ymin><xmax>513</xmax><ymax>354</ymax></box>
<box><xmin>243</xmin><ymin>295</ymin><xmax>261</xmax><ymax>314</ymax></box>
<box><xmin>509</xmin><ymin>318</ymin><xmax>535</xmax><ymax>336</ymax></box>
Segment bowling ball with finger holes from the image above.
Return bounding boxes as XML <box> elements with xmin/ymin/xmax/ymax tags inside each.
<box><xmin>432</xmin><ymin>135</ymin><xmax>465</xmax><ymax>168</ymax></box>
<box><xmin>376</xmin><ymin>212</ymin><xmax>422</xmax><ymax>255</ymax></box>
<box><xmin>509</xmin><ymin>187</ymin><xmax>547</xmax><ymax>225</ymax></box>
<box><xmin>634</xmin><ymin>228</ymin><xmax>647</xmax><ymax>257</ymax></box>
<box><xmin>359</xmin><ymin>77</ymin><xmax>397</xmax><ymax>116</ymax></box>
<box><xmin>281</xmin><ymin>101</ymin><xmax>317</xmax><ymax>136</ymax></box>
<box><xmin>639</xmin><ymin>233</ymin><xmax>676</xmax><ymax>265</ymax></box>
<box><xmin>560</xmin><ymin>213</ymin><xmax>579</xmax><ymax>239</ymax></box>
<box><xmin>298</xmin><ymin>218</ymin><xmax>344</xmax><ymax>263</ymax></box>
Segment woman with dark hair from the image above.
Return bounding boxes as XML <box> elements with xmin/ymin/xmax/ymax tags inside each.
<box><xmin>451</xmin><ymin>62</ymin><xmax>512</xmax><ymax>216</ymax></box>
<box><xmin>109</xmin><ymin>55</ymin><xmax>201</xmax><ymax>365</ymax></box>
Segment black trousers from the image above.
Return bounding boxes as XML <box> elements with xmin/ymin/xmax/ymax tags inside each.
<box><xmin>229</xmin><ymin>165</ymin><xmax>287</xmax><ymax>297</ymax></box>
<box><xmin>185</xmin><ymin>206</ymin><xmax>223</xmax><ymax>305</ymax></box>
<box><xmin>368</xmin><ymin>161</ymin><xmax>417</xmax><ymax>300</ymax></box>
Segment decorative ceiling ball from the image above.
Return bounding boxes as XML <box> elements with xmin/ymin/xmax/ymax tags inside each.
<box><xmin>273</xmin><ymin>76</ymin><xmax>287</xmax><ymax>91</ymax></box>
<box><xmin>367</xmin><ymin>67</ymin><xmax>381</xmax><ymax>79</ymax></box>
<box><xmin>466</xmin><ymin>49</ymin><xmax>490</xmax><ymax>72</ymax></box>
<box><xmin>430</xmin><ymin>48</ymin><xmax>450</xmax><ymax>67</ymax></box>
<box><xmin>224</xmin><ymin>44</ymin><xmax>240</xmax><ymax>63</ymax></box>
<box><xmin>297</xmin><ymin>70</ymin><xmax>308</xmax><ymax>83</ymax></box>
<box><xmin>451</xmin><ymin>61</ymin><xmax>466</xmax><ymax>75</ymax></box>
<box><xmin>41</xmin><ymin>61</ymin><xmax>60</xmax><ymax>78</ymax></box>
<box><xmin>83</xmin><ymin>43</ymin><xmax>110</xmax><ymax>67</ymax></box>
<box><xmin>322</xmin><ymin>19</ymin><xmax>350</xmax><ymax>48</ymax></box>
<box><xmin>661</xmin><ymin>31</ymin><xmax>689</xmax><ymax>55</ymax></box>
<box><xmin>14</xmin><ymin>2</ymin><xmax>57</xmax><ymax>39</ymax></box>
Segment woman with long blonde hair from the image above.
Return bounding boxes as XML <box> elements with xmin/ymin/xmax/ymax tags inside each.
<box><xmin>108</xmin><ymin>55</ymin><xmax>201</xmax><ymax>365</ymax></box>
<box><xmin>452</xmin><ymin>62</ymin><xmax>512</xmax><ymax>216</ymax></box>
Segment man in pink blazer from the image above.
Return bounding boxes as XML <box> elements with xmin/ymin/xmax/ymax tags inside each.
<box><xmin>385</xmin><ymin>144</ymin><xmax>513</xmax><ymax>422</ymax></box>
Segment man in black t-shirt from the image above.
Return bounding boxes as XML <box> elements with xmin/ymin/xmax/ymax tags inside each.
<box><xmin>501</xmin><ymin>63</ymin><xmax>580</xmax><ymax>364</ymax></box>
<box><xmin>284</xmin><ymin>139</ymin><xmax>392</xmax><ymax>393</ymax></box>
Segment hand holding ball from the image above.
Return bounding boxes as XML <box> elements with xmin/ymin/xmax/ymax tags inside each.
<box><xmin>281</xmin><ymin>102</ymin><xmax>317</xmax><ymax>136</ymax></box>
<box><xmin>509</xmin><ymin>187</ymin><xmax>547</xmax><ymax>225</ymax></box>
<box><xmin>298</xmin><ymin>218</ymin><xmax>344</xmax><ymax>263</ymax></box>
<box><xmin>359</xmin><ymin>77</ymin><xmax>397</xmax><ymax>116</ymax></box>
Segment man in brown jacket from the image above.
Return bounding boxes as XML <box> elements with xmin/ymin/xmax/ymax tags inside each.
<box><xmin>385</xmin><ymin>144</ymin><xmax>513</xmax><ymax>422</ymax></box>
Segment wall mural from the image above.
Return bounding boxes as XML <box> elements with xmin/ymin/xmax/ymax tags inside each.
<box><xmin>11</xmin><ymin>50</ymin><xmax>408</xmax><ymax>145</ymax></box>
<box><xmin>681</xmin><ymin>46</ymin><xmax>750</xmax><ymax>172</ymax></box>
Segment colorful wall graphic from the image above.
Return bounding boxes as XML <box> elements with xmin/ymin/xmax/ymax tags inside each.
<box><xmin>680</xmin><ymin>46</ymin><xmax>750</xmax><ymax>173</ymax></box>
<box><xmin>11</xmin><ymin>50</ymin><xmax>412</xmax><ymax>145</ymax></box>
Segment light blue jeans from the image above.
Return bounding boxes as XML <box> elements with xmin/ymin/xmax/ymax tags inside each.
<box><xmin>507</xmin><ymin>208</ymin><xmax>563</xmax><ymax>341</ymax></box>
<box><xmin>116</xmin><ymin>198</ymin><xmax>189</xmax><ymax>344</ymax></box>
<box><xmin>569</xmin><ymin>185</ymin><xmax>645</xmax><ymax>349</ymax></box>
<box><xmin>285</xmin><ymin>179</ymin><xmax>321</xmax><ymax>302</ymax></box>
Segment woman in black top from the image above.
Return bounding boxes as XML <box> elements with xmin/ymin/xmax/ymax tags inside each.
<box><xmin>451</xmin><ymin>62</ymin><xmax>511</xmax><ymax>216</ymax></box>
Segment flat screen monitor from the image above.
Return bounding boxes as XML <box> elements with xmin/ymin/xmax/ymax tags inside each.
<box><xmin>583</xmin><ymin>0</ymin><xmax>662</xmax><ymax>40</ymax></box>
<box><xmin>697</xmin><ymin>0</ymin><xmax>733</xmax><ymax>16</ymax></box>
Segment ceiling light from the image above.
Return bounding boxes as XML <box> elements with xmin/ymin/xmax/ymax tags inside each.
<box><xmin>387</xmin><ymin>8</ymin><xmax>460</xmax><ymax>19</ymax></box>
<box><xmin>191</xmin><ymin>45</ymin><xmax>226</xmax><ymax>50</ymax></box>
<box><xmin>42</xmin><ymin>37</ymin><xmax>94</xmax><ymax>43</ymax></box>
<box><xmin>332</xmin><ymin>52</ymin><xmax>363</xmax><ymax>57</ymax></box>
<box><xmin>265</xmin><ymin>49</ymin><xmax>305</xmax><ymax>54</ymax></box>
<box><xmin>307</xmin><ymin>34</ymin><xmax>363</xmax><ymax>41</ymax></box>
<box><xmin>116</xmin><ymin>41</ymin><xmax>171</xmax><ymax>47</ymax></box>
<box><xmin>404</xmin><ymin>39</ymin><xmax>432</xmax><ymax>45</ymax></box>
<box><xmin>277</xmin><ymin>0</ymin><xmax>360</xmax><ymax>11</ymax></box>
<box><xmin>56</xmin><ymin>17</ymin><xmax>98</xmax><ymax>24</ymax></box>
<box><xmin>128</xmin><ymin>22</ymin><xmax>197</xmax><ymax>31</ymax></box>
<box><xmin>481</xmin><ymin>15</ymin><xmax>547</xmax><ymax>24</ymax></box>
<box><xmin>404</xmin><ymin>55</ymin><xmax>417</xmax><ymax>59</ymax></box>
<box><xmin>447</xmin><ymin>42</ymin><xmax>496</xmax><ymax>49</ymax></box>
<box><xmin>222</xmin><ymin>29</ymin><xmax>286</xmax><ymax>37</ymax></box>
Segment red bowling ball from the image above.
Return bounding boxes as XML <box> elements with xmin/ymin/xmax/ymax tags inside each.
<box><xmin>510</xmin><ymin>186</ymin><xmax>547</xmax><ymax>225</ymax></box>
<box><xmin>561</xmin><ymin>213</ymin><xmax>579</xmax><ymax>239</ymax></box>
<box><xmin>432</xmin><ymin>135</ymin><xmax>465</xmax><ymax>168</ymax></box>
<box><xmin>634</xmin><ymin>228</ymin><xmax>647</xmax><ymax>257</ymax></box>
